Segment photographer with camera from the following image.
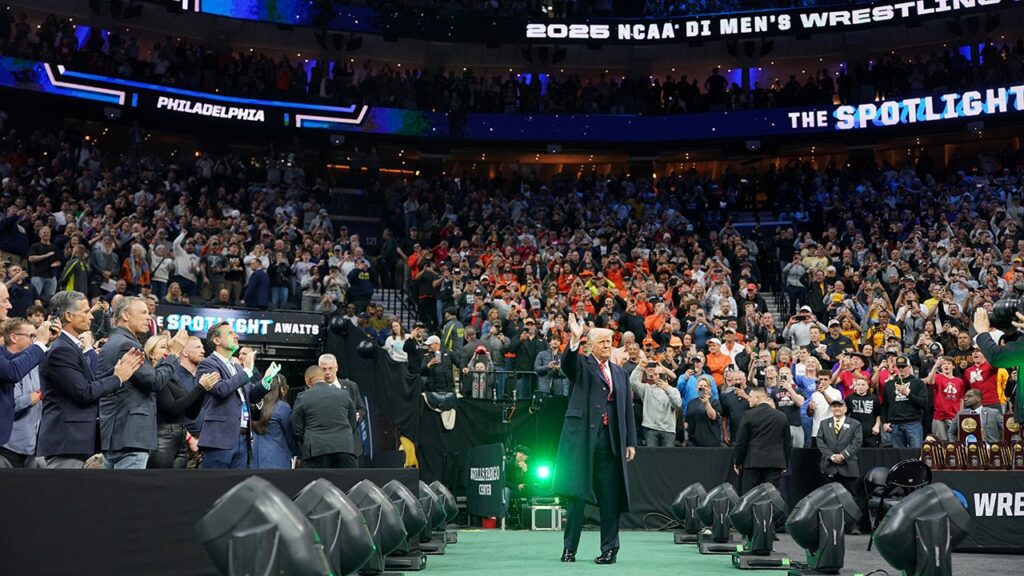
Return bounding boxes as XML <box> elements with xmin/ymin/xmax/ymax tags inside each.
<box><xmin>973</xmin><ymin>306</ymin><xmax>1024</xmax><ymax>419</ymax></box>
<box><xmin>629</xmin><ymin>359</ymin><xmax>682</xmax><ymax>447</ymax></box>
<box><xmin>677</xmin><ymin>353</ymin><xmax>716</xmax><ymax>409</ymax></box>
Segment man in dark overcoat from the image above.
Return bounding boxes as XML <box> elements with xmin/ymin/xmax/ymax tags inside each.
<box><xmin>553</xmin><ymin>314</ymin><xmax>637</xmax><ymax>565</ymax></box>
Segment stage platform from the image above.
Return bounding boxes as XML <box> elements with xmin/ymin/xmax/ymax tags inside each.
<box><xmin>422</xmin><ymin>529</ymin><xmax>1016</xmax><ymax>576</ymax></box>
<box><xmin>0</xmin><ymin>468</ymin><xmax>419</xmax><ymax>576</ymax></box>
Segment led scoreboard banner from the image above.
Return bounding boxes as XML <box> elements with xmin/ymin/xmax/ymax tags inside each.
<box><xmin>173</xmin><ymin>0</ymin><xmax>1016</xmax><ymax>44</ymax></box>
<box><xmin>2</xmin><ymin>56</ymin><xmax>1024</xmax><ymax>141</ymax></box>
<box><xmin>153</xmin><ymin>304</ymin><xmax>324</xmax><ymax>347</ymax></box>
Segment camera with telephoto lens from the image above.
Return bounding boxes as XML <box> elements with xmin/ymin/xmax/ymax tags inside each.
<box><xmin>988</xmin><ymin>297</ymin><xmax>1024</xmax><ymax>331</ymax></box>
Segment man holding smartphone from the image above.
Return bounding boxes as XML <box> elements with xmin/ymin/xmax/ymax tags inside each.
<box><xmin>770</xmin><ymin>369</ymin><xmax>806</xmax><ymax>448</ymax></box>
<box><xmin>629</xmin><ymin>360</ymin><xmax>682</xmax><ymax>447</ymax></box>
<box><xmin>422</xmin><ymin>335</ymin><xmax>455</xmax><ymax>393</ymax></box>
<box><xmin>684</xmin><ymin>376</ymin><xmax>722</xmax><ymax>447</ymax></box>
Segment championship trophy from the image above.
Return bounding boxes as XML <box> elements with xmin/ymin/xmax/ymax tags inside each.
<box><xmin>920</xmin><ymin>442</ymin><xmax>941</xmax><ymax>469</ymax></box>
<box><xmin>988</xmin><ymin>444</ymin><xmax>1008</xmax><ymax>470</ymax></box>
<box><xmin>1006</xmin><ymin>415</ymin><xmax>1022</xmax><ymax>444</ymax></box>
<box><xmin>965</xmin><ymin>443</ymin><xmax>984</xmax><ymax>469</ymax></box>
<box><xmin>1008</xmin><ymin>416</ymin><xmax>1024</xmax><ymax>469</ymax></box>
<box><xmin>944</xmin><ymin>442</ymin><xmax>963</xmax><ymax>469</ymax></box>
<box><xmin>958</xmin><ymin>411</ymin><xmax>983</xmax><ymax>444</ymax></box>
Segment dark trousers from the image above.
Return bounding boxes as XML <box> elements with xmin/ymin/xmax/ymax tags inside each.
<box><xmin>740</xmin><ymin>467</ymin><xmax>783</xmax><ymax>495</ymax></box>
<box><xmin>305</xmin><ymin>452</ymin><xmax>357</xmax><ymax>469</ymax></box>
<box><xmin>563</xmin><ymin>425</ymin><xmax>623</xmax><ymax>554</ymax></box>
<box><xmin>201</xmin><ymin>434</ymin><xmax>249</xmax><ymax>469</ymax></box>
<box><xmin>148</xmin><ymin>423</ymin><xmax>187</xmax><ymax>469</ymax></box>
<box><xmin>0</xmin><ymin>446</ymin><xmax>30</xmax><ymax>468</ymax></box>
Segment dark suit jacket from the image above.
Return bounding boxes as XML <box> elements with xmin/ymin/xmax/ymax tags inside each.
<box><xmin>37</xmin><ymin>333</ymin><xmax>122</xmax><ymax>457</ymax></box>
<box><xmin>816</xmin><ymin>416</ymin><xmax>863</xmax><ymax>478</ymax></box>
<box><xmin>292</xmin><ymin>382</ymin><xmax>357</xmax><ymax>459</ymax></box>
<box><xmin>553</xmin><ymin>344</ymin><xmax>638</xmax><ymax>512</ymax></box>
<box><xmin>0</xmin><ymin>344</ymin><xmax>46</xmax><ymax>445</ymax></box>
<box><xmin>195</xmin><ymin>353</ymin><xmax>266</xmax><ymax>450</ymax></box>
<box><xmin>97</xmin><ymin>327</ymin><xmax>180</xmax><ymax>451</ymax></box>
<box><xmin>243</xmin><ymin>269</ymin><xmax>270</xmax><ymax>308</ymax></box>
<box><xmin>335</xmin><ymin>378</ymin><xmax>365</xmax><ymax>457</ymax></box>
<box><xmin>733</xmin><ymin>403</ymin><xmax>792</xmax><ymax>470</ymax></box>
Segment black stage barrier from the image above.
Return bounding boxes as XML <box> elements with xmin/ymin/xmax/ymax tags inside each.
<box><xmin>0</xmin><ymin>468</ymin><xmax>418</xmax><ymax>576</ymax></box>
<box><xmin>934</xmin><ymin>470</ymin><xmax>1024</xmax><ymax>553</ymax></box>
<box><xmin>621</xmin><ymin>447</ymin><xmax>919</xmax><ymax>529</ymax></box>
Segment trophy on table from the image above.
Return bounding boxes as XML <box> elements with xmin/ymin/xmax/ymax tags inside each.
<box><xmin>958</xmin><ymin>412</ymin><xmax>983</xmax><ymax>444</ymax></box>
<box><xmin>1006</xmin><ymin>415</ymin><xmax>1021</xmax><ymax>443</ymax></box>
<box><xmin>989</xmin><ymin>444</ymin><xmax>1008</xmax><ymax>470</ymax></box>
<box><xmin>920</xmin><ymin>442</ymin><xmax>939</xmax><ymax>469</ymax></box>
<box><xmin>944</xmin><ymin>442</ymin><xmax>964</xmax><ymax>469</ymax></box>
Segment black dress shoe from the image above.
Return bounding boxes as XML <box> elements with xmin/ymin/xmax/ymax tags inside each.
<box><xmin>560</xmin><ymin>549</ymin><xmax>576</xmax><ymax>562</ymax></box>
<box><xmin>594</xmin><ymin>550</ymin><xmax>617</xmax><ymax>565</ymax></box>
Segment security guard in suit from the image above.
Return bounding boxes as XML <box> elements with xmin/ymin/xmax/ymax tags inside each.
<box><xmin>816</xmin><ymin>398</ymin><xmax>863</xmax><ymax>493</ymax></box>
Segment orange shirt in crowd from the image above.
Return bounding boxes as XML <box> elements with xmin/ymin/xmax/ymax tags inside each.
<box><xmin>705</xmin><ymin>352</ymin><xmax>732</xmax><ymax>387</ymax></box>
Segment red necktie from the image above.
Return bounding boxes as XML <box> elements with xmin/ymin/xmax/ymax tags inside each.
<box><xmin>600</xmin><ymin>362</ymin><xmax>613</xmax><ymax>426</ymax></box>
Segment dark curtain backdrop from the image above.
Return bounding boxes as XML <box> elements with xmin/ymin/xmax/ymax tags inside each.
<box><xmin>329</xmin><ymin>327</ymin><xmax>567</xmax><ymax>493</ymax></box>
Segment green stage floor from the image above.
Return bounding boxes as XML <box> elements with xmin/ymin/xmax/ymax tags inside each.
<box><xmin>423</xmin><ymin>529</ymin><xmax>1014</xmax><ymax>576</ymax></box>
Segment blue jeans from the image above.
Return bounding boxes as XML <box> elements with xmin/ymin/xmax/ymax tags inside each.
<box><xmin>102</xmin><ymin>450</ymin><xmax>150</xmax><ymax>469</ymax></box>
<box><xmin>201</xmin><ymin>435</ymin><xmax>249</xmax><ymax>469</ymax></box>
<box><xmin>151</xmin><ymin>280</ymin><xmax>168</xmax><ymax>302</ymax></box>
<box><xmin>891</xmin><ymin>421</ymin><xmax>924</xmax><ymax>449</ymax></box>
<box><xmin>31</xmin><ymin>276</ymin><xmax>56</xmax><ymax>301</ymax></box>
<box><xmin>271</xmin><ymin>286</ymin><xmax>289</xmax><ymax>309</ymax></box>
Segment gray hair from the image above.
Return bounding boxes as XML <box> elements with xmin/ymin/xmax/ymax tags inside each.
<box><xmin>318</xmin><ymin>353</ymin><xmax>338</xmax><ymax>366</ymax></box>
<box><xmin>50</xmin><ymin>291</ymin><xmax>87</xmax><ymax>323</ymax></box>
<box><xmin>112</xmin><ymin>296</ymin><xmax>145</xmax><ymax>326</ymax></box>
<box><xmin>589</xmin><ymin>328</ymin><xmax>614</xmax><ymax>343</ymax></box>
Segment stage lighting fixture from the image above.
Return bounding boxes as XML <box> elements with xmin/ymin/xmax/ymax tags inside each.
<box><xmin>429</xmin><ymin>481</ymin><xmax>459</xmax><ymax>544</ymax></box>
<box><xmin>417</xmin><ymin>481</ymin><xmax>448</xmax><ymax>555</ymax></box>
<box><xmin>348</xmin><ymin>479</ymin><xmax>408</xmax><ymax>575</ymax></box>
<box><xmin>695</xmin><ymin>482</ymin><xmax>740</xmax><ymax>554</ymax></box>
<box><xmin>873</xmin><ymin>483</ymin><xmax>971</xmax><ymax>576</ymax></box>
<box><xmin>728</xmin><ymin>482</ymin><xmax>789</xmax><ymax>569</ymax></box>
<box><xmin>293</xmin><ymin>479</ymin><xmax>376</xmax><ymax>576</ymax></box>
<box><xmin>103</xmin><ymin>107</ymin><xmax>121</xmax><ymax>120</ymax></box>
<box><xmin>196</xmin><ymin>476</ymin><xmax>333</xmax><ymax>576</ymax></box>
<box><xmin>670</xmin><ymin>482</ymin><xmax>707</xmax><ymax>544</ymax></box>
<box><xmin>786</xmin><ymin>483</ymin><xmax>862</xmax><ymax>575</ymax></box>
<box><xmin>381</xmin><ymin>480</ymin><xmax>428</xmax><ymax>571</ymax></box>
<box><xmin>535</xmin><ymin>464</ymin><xmax>551</xmax><ymax>480</ymax></box>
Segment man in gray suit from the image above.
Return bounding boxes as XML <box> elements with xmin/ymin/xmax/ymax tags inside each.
<box><xmin>98</xmin><ymin>296</ymin><xmax>188</xmax><ymax>469</ymax></box>
<box><xmin>957</xmin><ymin>389</ymin><xmax>1003</xmax><ymax>444</ymax></box>
<box><xmin>817</xmin><ymin>398</ymin><xmax>863</xmax><ymax>494</ymax></box>
<box><xmin>293</xmin><ymin>365</ymin><xmax>358</xmax><ymax>469</ymax></box>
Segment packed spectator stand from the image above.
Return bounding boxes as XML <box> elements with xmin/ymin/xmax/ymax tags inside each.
<box><xmin>1</xmin><ymin>95</ymin><xmax>1021</xmax><ymax>460</ymax></box>
<box><xmin>0</xmin><ymin>3</ymin><xmax>1022</xmax><ymax>476</ymax></box>
<box><xmin>4</xmin><ymin>11</ymin><xmax>1023</xmax><ymax>116</ymax></box>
